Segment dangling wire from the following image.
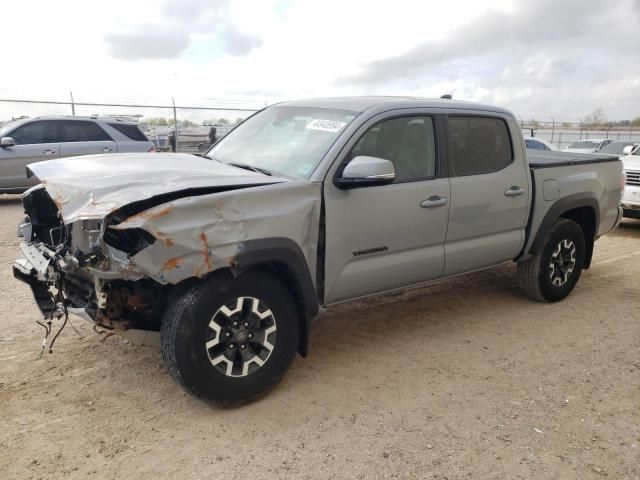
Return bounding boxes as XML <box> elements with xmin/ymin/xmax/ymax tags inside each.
<box><xmin>36</xmin><ymin>319</ymin><xmax>52</xmax><ymax>359</ymax></box>
<box><xmin>36</xmin><ymin>288</ymin><xmax>71</xmax><ymax>357</ymax></box>
<box><xmin>47</xmin><ymin>290</ymin><xmax>70</xmax><ymax>354</ymax></box>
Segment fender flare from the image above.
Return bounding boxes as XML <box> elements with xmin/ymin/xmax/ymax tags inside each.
<box><xmin>231</xmin><ymin>237</ymin><xmax>319</xmax><ymax>357</ymax></box>
<box><xmin>527</xmin><ymin>193</ymin><xmax>599</xmax><ymax>260</ymax></box>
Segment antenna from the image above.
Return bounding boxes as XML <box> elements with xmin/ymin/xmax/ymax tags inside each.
<box><xmin>440</xmin><ymin>94</ymin><xmax>452</xmax><ymax>99</ymax></box>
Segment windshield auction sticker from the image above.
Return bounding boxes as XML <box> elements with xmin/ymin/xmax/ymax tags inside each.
<box><xmin>306</xmin><ymin>119</ymin><xmax>347</xmax><ymax>133</ymax></box>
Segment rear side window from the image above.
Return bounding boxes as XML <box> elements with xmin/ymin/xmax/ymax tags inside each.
<box><xmin>350</xmin><ymin>116</ymin><xmax>436</xmax><ymax>182</ymax></box>
<box><xmin>449</xmin><ymin>116</ymin><xmax>513</xmax><ymax>176</ymax></box>
<box><xmin>61</xmin><ymin>121</ymin><xmax>112</xmax><ymax>142</ymax></box>
<box><xmin>107</xmin><ymin>123</ymin><xmax>148</xmax><ymax>141</ymax></box>
<box><xmin>10</xmin><ymin>120</ymin><xmax>58</xmax><ymax>145</ymax></box>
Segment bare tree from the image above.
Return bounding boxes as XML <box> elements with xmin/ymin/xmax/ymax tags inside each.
<box><xmin>581</xmin><ymin>108</ymin><xmax>607</xmax><ymax>129</ymax></box>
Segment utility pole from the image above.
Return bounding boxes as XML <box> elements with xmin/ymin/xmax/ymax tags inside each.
<box><xmin>172</xmin><ymin>97</ymin><xmax>178</xmax><ymax>152</ymax></box>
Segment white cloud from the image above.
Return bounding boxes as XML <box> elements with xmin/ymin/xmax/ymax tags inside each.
<box><xmin>1</xmin><ymin>0</ymin><xmax>639</xmax><ymax>120</ymax></box>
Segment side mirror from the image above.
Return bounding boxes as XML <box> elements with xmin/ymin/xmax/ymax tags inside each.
<box><xmin>622</xmin><ymin>145</ymin><xmax>634</xmax><ymax>155</ymax></box>
<box><xmin>335</xmin><ymin>156</ymin><xmax>395</xmax><ymax>189</ymax></box>
<box><xmin>0</xmin><ymin>137</ymin><xmax>15</xmax><ymax>148</ymax></box>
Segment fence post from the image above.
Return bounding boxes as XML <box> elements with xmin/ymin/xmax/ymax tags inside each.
<box><xmin>550</xmin><ymin>117</ymin><xmax>555</xmax><ymax>143</ymax></box>
<box><xmin>171</xmin><ymin>97</ymin><xmax>178</xmax><ymax>152</ymax></box>
<box><xmin>70</xmin><ymin>91</ymin><xmax>76</xmax><ymax>116</ymax></box>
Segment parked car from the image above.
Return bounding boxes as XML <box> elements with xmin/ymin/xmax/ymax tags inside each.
<box><xmin>524</xmin><ymin>137</ymin><xmax>557</xmax><ymax>151</ymax></box>
<box><xmin>145</xmin><ymin>125</ymin><xmax>233</xmax><ymax>153</ymax></box>
<box><xmin>598</xmin><ymin>141</ymin><xmax>639</xmax><ymax>158</ymax></box>
<box><xmin>621</xmin><ymin>146</ymin><xmax>640</xmax><ymax>218</ymax></box>
<box><xmin>564</xmin><ymin>138</ymin><xmax>613</xmax><ymax>153</ymax></box>
<box><xmin>0</xmin><ymin>116</ymin><xmax>155</xmax><ymax>193</ymax></box>
<box><xmin>13</xmin><ymin>97</ymin><xmax>623</xmax><ymax>405</ymax></box>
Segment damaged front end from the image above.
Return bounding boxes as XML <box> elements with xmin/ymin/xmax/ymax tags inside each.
<box><xmin>13</xmin><ymin>185</ymin><xmax>168</xmax><ymax>335</ymax></box>
<box><xmin>14</xmin><ymin>170</ymin><xmax>322</xmax><ymax>344</ymax></box>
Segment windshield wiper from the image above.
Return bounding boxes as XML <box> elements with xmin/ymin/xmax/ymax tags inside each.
<box><xmin>227</xmin><ymin>162</ymin><xmax>273</xmax><ymax>176</ymax></box>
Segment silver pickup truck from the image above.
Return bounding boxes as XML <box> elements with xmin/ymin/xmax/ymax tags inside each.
<box><xmin>13</xmin><ymin>97</ymin><xmax>623</xmax><ymax>405</ymax></box>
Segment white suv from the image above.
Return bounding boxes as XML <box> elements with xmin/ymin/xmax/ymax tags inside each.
<box><xmin>622</xmin><ymin>147</ymin><xmax>640</xmax><ymax>218</ymax></box>
<box><xmin>0</xmin><ymin>116</ymin><xmax>155</xmax><ymax>193</ymax></box>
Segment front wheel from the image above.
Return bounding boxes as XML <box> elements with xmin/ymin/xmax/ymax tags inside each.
<box><xmin>160</xmin><ymin>270</ymin><xmax>300</xmax><ymax>406</ymax></box>
<box><xmin>517</xmin><ymin>218</ymin><xmax>586</xmax><ymax>302</ymax></box>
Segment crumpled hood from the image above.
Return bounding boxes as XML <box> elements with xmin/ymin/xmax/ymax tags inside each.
<box><xmin>26</xmin><ymin>153</ymin><xmax>287</xmax><ymax>223</ymax></box>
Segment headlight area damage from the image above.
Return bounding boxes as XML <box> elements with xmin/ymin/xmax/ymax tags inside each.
<box><xmin>13</xmin><ymin>180</ymin><xmax>321</xmax><ymax>346</ymax></box>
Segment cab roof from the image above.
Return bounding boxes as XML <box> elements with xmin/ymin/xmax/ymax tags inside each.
<box><xmin>278</xmin><ymin>96</ymin><xmax>514</xmax><ymax>117</ymax></box>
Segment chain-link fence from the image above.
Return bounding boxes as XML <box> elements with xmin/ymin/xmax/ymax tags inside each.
<box><xmin>0</xmin><ymin>95</ymin><xmax>260</xmax><ymax>154</ymax></box>
<box><xmin>2</xmin><ymin>95</ymin><xmax>639</xmax><ymax>153</ymax></box>
<box><xmin>519</xmin><ymin>120</ymin><xmax>640</xmax><ymax>150</ymax></box>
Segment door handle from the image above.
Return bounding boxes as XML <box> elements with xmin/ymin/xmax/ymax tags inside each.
<box><xmin>504</xmin><ymin>186</ymin><xmax>525</xmax><ymax>197</ymax></box>
<box><xmin>420</xmin><ymin>196</ymin><xmax>448</xmax><ymax>208</ymax></box>
<box><xmin>102</xmin><ymin>147</ymin><xmax>113</xmax><ymax>152</ymax></box>
<box><xmin>43</xmin><ymin>149</ymin><xmax>56</xmax><ymax>155</ymax></box>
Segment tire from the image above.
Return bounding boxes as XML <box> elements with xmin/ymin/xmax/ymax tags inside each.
<box><xmin>517</xmin><ymin>218</ymin><xmax>586</xmax><ymax>302</ymax></box>
<box><xmin>160</xmin><ymin>270</ymin><xmax>300</xmax><ymax>406</ymax></box>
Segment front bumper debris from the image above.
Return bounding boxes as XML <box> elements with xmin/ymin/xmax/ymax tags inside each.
<box><xmin>13</xmin><ymin>242</ymin><xmax>63</xmax><ymax>319</ymax></box>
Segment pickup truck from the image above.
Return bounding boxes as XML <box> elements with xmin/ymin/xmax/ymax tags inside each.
<box><xmin>13</xmin><ymin>97</ymin><xmax>624</xmax><ymax>405</ymax></box>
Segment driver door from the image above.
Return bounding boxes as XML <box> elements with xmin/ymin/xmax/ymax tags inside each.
<box><xmin>323</xmin><ymin>113</ymin><xmax>450</xmax><ymax>304</ymax></box>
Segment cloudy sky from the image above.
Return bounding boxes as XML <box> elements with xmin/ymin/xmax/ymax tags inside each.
<box><xmin>2</xmin><ymin>0</ymin><xmax>639</xmax><ymax>120</ymax></box>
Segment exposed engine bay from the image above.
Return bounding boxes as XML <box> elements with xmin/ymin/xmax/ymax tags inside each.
<box><xmin>15</xmin><ymin>186</ymin><xmax>167</xmax><ymax>334</ymax></box>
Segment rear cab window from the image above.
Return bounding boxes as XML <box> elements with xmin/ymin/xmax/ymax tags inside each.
<box><xmin>448</xmin><ymin>116</ymin><xmax>513</xmax><ymax>176</ymax></box>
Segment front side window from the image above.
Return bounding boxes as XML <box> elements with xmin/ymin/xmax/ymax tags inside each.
<box><xmin>61</xmin><ymin>121</ymin><xmax>112</xmax><ymax>142</ymax></box>
<box><xmin>350</xmin><ymin>116</ymin><xmax>436</xmax><ymax>182</ymax></box>
<box><xmin>207</xmin><ymin>106</ymin><xmax>357</xmax><ymax>179</ymax></box>
<box><xmin>449</xmin><ymin>116</ymin><xmax>513</xmax><ymax>176</ymax></box>
<box><xmin>10</xmin><ymin>120</ymin><xmax>58</xmax><ymax>145</ymax></box>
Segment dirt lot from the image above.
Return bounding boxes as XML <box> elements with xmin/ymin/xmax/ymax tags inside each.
<box><xmin>0</xmin><ymin>194</ymin><xmax>638</xmax><ymax>480</ymax></box>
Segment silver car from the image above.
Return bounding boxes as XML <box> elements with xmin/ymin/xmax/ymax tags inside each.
<box><xmin>0</xmin><ymin>116</ymin><xmax>155</xmax><ymax>193</ymax></box>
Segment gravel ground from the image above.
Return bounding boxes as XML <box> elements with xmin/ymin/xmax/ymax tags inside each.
<box><xmin>0</xmin><ymin>194</ymin><xmax>638</xmax><ymax>480</ymax></box>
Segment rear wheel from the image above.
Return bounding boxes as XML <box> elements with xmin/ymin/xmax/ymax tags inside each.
<box><xmin>517</xmin><ymin>218</ymin><xmax>586</xmax><ymax>302</ymax></box>
<box><xmin>160</xmin><ymin>270</ymin><xmax>300</xmax><ymax>406</ymax></box>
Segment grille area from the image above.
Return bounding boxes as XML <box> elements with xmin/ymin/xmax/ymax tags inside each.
<box><xmin>626</xmin><ymin>170</ymin><xmax>640</xmax><ymax>186</ymax></box>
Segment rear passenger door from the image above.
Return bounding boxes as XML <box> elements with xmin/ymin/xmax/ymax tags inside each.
<box><xmin>444</xmin><ymin>115</ymin><xmax>530</xmax><ymax>275</ymax></box>
<box><xmin>59</xmin><ymin>120</ymin><xmax>117</xmax><ymax>158</ymax></box>
<box><xmin>0</xmin><ymin>120</ymin><xmax>59</xmax><ymax>189</ymax></box>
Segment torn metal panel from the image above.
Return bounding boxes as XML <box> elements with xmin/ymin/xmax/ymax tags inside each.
<box><xmin>113</xmin><ymin>181</ymin><xmax>322</xmax><ymax>286</ymax></box>
<box><xmin>27</xmin><ymin>153</ymin><xmax>286</xmax><ymax>223</ymax></box>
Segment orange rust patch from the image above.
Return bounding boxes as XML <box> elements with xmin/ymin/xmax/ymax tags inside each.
<box><xmin>200</xmin><ymin>232</ymin><xmax>212</xmax><ymax>271</ymax></box>
<box><xmin>153</xmin><ymin>231</ymin><xmax>174</xmax><ymax>247</ymax></box>
<box><xmin>162</xmin><ymin>257</ymin><xmax>184</xmax><ymax>271</ymax></box>
<box><xmin>126</xmin><ymin>204</ymin><xmax>176</xmax><ymax>223</ymax></box>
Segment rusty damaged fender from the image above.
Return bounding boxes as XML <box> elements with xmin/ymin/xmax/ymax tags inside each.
<box><xmin>110</xmin><ymin>181</ymin><xmax>322</xmax><ymax>286</ymax></box>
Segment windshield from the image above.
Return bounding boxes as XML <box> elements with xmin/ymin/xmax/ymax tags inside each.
<box><xmin>206</xmin><ymin>106</ymin><xmax>358</xmax><ymax>179</ymax></box>
<box><xmin>568</xmin><ymin>141</ymin><xmax>598</xmax><ymax>149</ymax></box>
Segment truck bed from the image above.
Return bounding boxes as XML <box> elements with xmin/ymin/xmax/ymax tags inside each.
<box><xmin>521</xmin><ymin>150</ymin><xmax>623</xmax><ymax>261</ymax></box>
<box><xmin>527</xmin><ymin>150</ymin><xmax>619</xmax><ymax>168</ymax></box>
